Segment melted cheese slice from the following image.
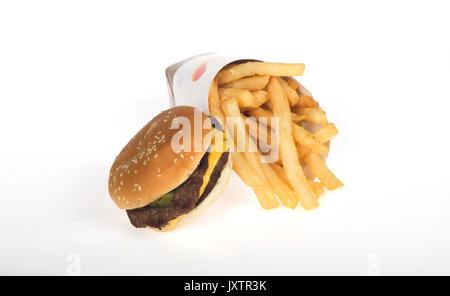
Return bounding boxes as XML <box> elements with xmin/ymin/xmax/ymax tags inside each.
<box><xmin>198</xmin><ymin>130</ymin><xmax>226</xmax><ymax>197</ymax></box>
<box><xmin>167</xmin><ymin>130</ymin><xmax>226</xmax><ymax>228</ymax></box>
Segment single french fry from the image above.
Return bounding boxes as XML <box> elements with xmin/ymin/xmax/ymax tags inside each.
<box><xmin>304</xmin><ymin>153</ymin><xmax>343</xmax><ymax>190</ymax></box>
<box><xmin>292</xmin><ymin>107</ymin><xmax>328</xmax><ymax>124</ymax></box>
<box><xmin>313</xmin><ymin>123</ymin><xmax>338</xmax><ymax>144</ymax></box>
<box><xmin>292</xmin><ymin>123</ymin><xmax>329</xmax><ymax>154</ymax></box>
<box><xmin>250</xmin><ymin>90</ymin><xmax>270</xmax><ymax>107</ymax></box>
<box><xmin>297</xmin><ymin>95</ymin><xmax>318</xmax><ymax>108</ymax></box>
<box><xmin>219</xmin><ymin>88</ymin><xmax>260</xmax><ymax>110</ymax></box>
<box><xmin>222</xmin><ymin>75</ymin><xmax>270</xmax><ymax>90</ymax></box>
<box><xmin>208</xmin><ymin>79</ymin><xmax>226</xmax><ymax>126</ymax></box>
<box><xmin>267</xmin><ymin>77</ymin><xmax>318</xmax><ymax>209</ymax></box>
<box><xmin>247</xmin><ymin>106</ymin><xmax>273</xmax><ymax>118</ymax></box>
<box><xmin>279</xmin><ymin>76</ymin><xmax>300</xmax><ymax>106</ymax></box>
<box><xmin>252</xmin><ymin>186</ymin><xmax>279</xmax><ymax>210</ymax></box>
<box><xmin>216</xmin><ymin>62</ymin><xmax>305</xmax><ymax>84</ymax></box>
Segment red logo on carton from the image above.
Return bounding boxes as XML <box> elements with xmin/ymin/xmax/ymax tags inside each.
<box><xmin>191</xmin><ymin>56</ymin><xmax>221</xmax><ymax>82</ymax></box>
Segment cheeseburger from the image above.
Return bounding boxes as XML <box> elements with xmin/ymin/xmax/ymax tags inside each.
<box><xmin>108</xmin><ymin>106</ymin><xmax>231</xmax><ymax>231</ymax></box>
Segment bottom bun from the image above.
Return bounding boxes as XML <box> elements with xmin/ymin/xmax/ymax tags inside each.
<box><xmin>148</xmin><ymin>153</ymin><xmax>232</xmax><ymax>232</ymax></box>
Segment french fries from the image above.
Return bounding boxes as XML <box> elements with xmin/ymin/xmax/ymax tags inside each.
<box><xmin>208</xmin><ymin>61</ymin><xmax>343</xmax><ymax>210</ymax></box>
<box><xmin>208</xmin><ymin>79</ymin><xmax>226</xmax><ymax>125</ymax></box>
<box><xmin>216</xmin><ymin>62</ymin><xmax>305</xmax><ymax>84</ymax></box>
<box><xmin>313</xmin><ymin>123</ymin><xmax>338</xmax><ymax>144</ymax></box>
<box><xmin>231</xmin><ymin>149</ymin><xmax>264</xmax><ymax>188</ymax></box>
<box><xmin>304</xmin><ymin>153</ymin><xmax>343</xmax><ymax>190</ymax></box>
<box><xmin>260</xmin><ymin>161</ymin><xmax>298</xmax><ymax>209</ymax></box>
<box><xmin>221</xmin><ymin>97</ymin><xmax>279</xmax><ymax>209</ymax></box>
<box><xmin>267</xmin><ymin>77</ymin><xmax>318</xmax><ymax>209</ymax></box>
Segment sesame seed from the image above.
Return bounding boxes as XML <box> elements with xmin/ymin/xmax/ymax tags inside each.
<box><xmin>134</xmin><ymin>170</ymin><xmax>138</xmax><ymax>174</ymax></box>
<box><xmin>132</xmin><ymin>159</ymin><xmax>138</xmax><ymax>164</ymax></box>
<box><xmin>120</xmin><ymin>181</ymin><xmax>123</xmax><ymax>186</ymax></box>
<box><xmin>173</xmin><ymin>158</ymin><xmax>177</xmax><ymax>163</ymax></box>
<box><xmin>157</xmin><ymin>174</ymin><xmax>162</xmax><ymax>177</ymax></box>
<box><xmin>143</xmin><ymin>160</ymin><xmax>147</xmax><ymax>166</ymax></box>
<box><xmin>138</xmin><ymin>185</ymin><xmax>142</xmax><ymax>191</ymax></box>
<box><xmin>153</xmin><ymin>154</ymin><xmax>159</xmax><ymax>158</ymax></box>
<box><xmin>179</xmin><ymin>153</ymin><xmax>184</xmax><ymax>158</ymax></box>
<box><xmin>190</xmin><ymin>156</ymin><xmax>194</xmax><ymax>160</ymax></box>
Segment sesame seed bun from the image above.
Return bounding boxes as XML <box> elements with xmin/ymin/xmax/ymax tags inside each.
<box><xmin>108</xmin><ymin>106</ymin><xmax>213</xmax><ymax>210</ymax></box>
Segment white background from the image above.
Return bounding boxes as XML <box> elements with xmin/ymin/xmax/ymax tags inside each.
<box><xmin>1</xmin><ymin>0</ymin><xmax>449</xmax><ymax>276</ymax></box>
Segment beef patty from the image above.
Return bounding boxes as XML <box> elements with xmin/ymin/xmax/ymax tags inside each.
<box><xmin>126</xmin><ymin>151</ymin><xmax>229</xmax><ymax>229</ymax></box>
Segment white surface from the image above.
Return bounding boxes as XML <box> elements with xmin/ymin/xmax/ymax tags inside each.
<box><xmin>1</xmin><ymin>0</ymin><xmax>449</xmax><ymax>276</ymax></box>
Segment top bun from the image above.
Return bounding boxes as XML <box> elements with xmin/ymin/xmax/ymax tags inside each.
<box><xmin>109</xmin><ymin>106</ymin><xmax>212</xmax><ymax>210</ymax></box>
